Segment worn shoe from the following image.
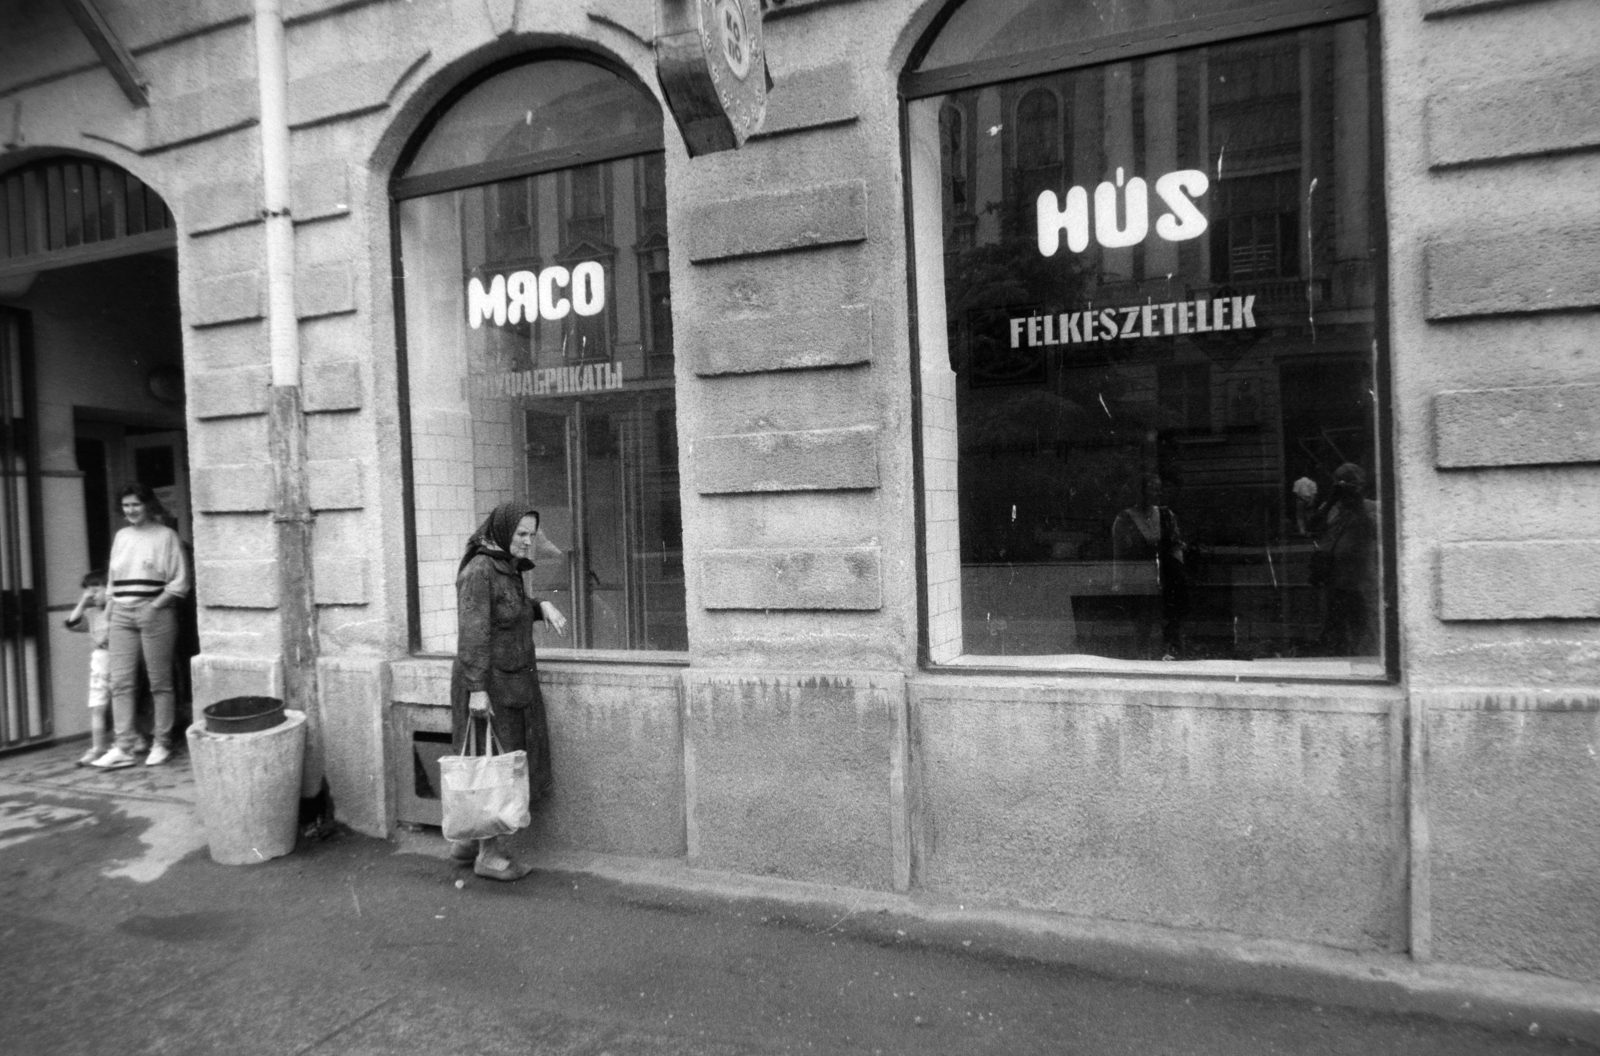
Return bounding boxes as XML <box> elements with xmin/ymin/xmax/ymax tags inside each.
<box><xmin>145</xmin><ymin>744</ymin><xmax>172</xmax><ymax>766</ymax></box>
<box><xmin>448</xmin><ymin>840</ymin><xmax>477</xmax><ymax>862</ymax></box>
<box><xmin>90</xmin><ymin>746</ymin><xmax>136</xmax><ymax>769</ymax></box>
<box><xmin>77</xmin><ymin>746</ymin><xmax>105</xmax><ymax>766</ymax></box>
<box><xmin>473</xmin><ymin>852</ymin><xmax>534</xmax><ymax>881</ymax></box>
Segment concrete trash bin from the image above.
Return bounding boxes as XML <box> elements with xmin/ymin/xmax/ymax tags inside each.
<box><xmin>186</xmin><ymin>708</ymin><xmax>307</xmax><ymax>866</ymax></box>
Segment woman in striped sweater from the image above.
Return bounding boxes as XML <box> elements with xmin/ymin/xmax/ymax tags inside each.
<box><xmin>91</xmin><ymin>483</ymin><xmax>191</xmax><ymax>769</ymax></box>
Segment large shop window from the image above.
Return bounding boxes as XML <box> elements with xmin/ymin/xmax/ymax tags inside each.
<box><xmin>906</xmin><ymin>0</ymin><xmax>1386</xmax><ymax>675</ymax></box>
<box><xmin>394</xmin><ymin>58</ymin><xmax>685</xmax><ymax>654</ymax></box>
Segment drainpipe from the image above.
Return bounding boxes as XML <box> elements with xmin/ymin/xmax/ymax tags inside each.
<box><xmin>253</xmin><ymin>0</ymin><xmax>322</xmax><ymax>796</ymax></box>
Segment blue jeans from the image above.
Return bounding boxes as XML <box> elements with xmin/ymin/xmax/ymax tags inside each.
<box><xmin>109</xmin><ymin>604</ymin><xmax>178</xmax><ymax>751</ymax></box>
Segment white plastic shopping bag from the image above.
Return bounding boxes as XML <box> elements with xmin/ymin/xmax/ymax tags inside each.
<box><xmin>438</xmin><ymin>719</ymin><xmax>531</xmax><ymax>841</ymax></box>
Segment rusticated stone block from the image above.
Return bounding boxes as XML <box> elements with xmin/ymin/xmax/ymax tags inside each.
<box><xmin>390</xmin><ymin>658</ymin><xmax>450</xmax><ymax>706</ymax></box>
<box><xmin>192</xmin><ymin>463</ymin><xmax>272</xmax><ymax>512</ymax></box>
<box><xmin>189</xmin><ymin>271</ymin><xmax>264</xmax><ymax>328</ymax></box>
<box><xmin>315</xmin><ymin>655</ymin><xmax>391</xmax><ymax>837</ymax></box>
<box><xmin>100</xmin><ymin>0</ymin><xmax>249</xmax><ymax>48</ymax></box>
<box><xmin>1438</xmin><ymin>540</ymin><xmax>1600</xmax><ymax>620</ymax></box>
<box><xmin>199</xmin><ymin>559</ymin><xmax>279</xmax><ymax>609</ymax></box>
<box><xmin>184</xmin><ymin>162</ymin><xmax>350</xmax><ymax>234</ymax></box>
<box><xmin>191</xmin><ymin>366</ymin><xmax>270</xmax><ymax>419</ymax></box>
<box><xmin>288</xmin><ymin>54</ymin><xmax>428</xmax><ymax>129</ymax></box>
<box><xmin>185</xmin><ymin>177</ymin><xmax>261</xmax><ymax>235</ymax></box>
<box><xmin>696</xmin><ymin>425</ymin><xmax>878</xmax><ymax>493</ymax></box>
<box><xmin>685</xmin><ymin>669</ymin><xmax>903</xmax><ymax>889</ymax></box>
<box><xmin>756</xmin><ymin>62</ymin><xmax>859</xmax><ymax>138</ymax></box>
<box><xmin>283</xmin><ymin>0</ymin><xmax>357</xmax><ymax>21</ymax></box>
<box><xmin>1436</xmin><ymin>384</ymin><xmax>1600</xmax><ymax>467</ymax></box>
<box><xmin>296</xmin><ymin>262</ymin><xmax>356</xmax><ymax>320</ymax></box>
<box><xmin>700</xmin><ymin>546</ymin><xmax>882</xmax><ymax>610</ymax></box>
<box><xmin>145</xmin><ymin>80</ymin><xmax>258</xmax><ymax>151</ymax></box>
<box><xmin>1426</xmin><ymin>224</ymin><xmax>1600</xmax><ymax>319</ymax></box>
<box><xmin>687</xmin><ymin>181</ymin><xmax>867</xmax><ymax>263</ymax></box>
<box><xmin>911</xmin><ymin>680</ymin><xmax>1400</xmax><ymax>946</ymax></box>
<box><xmin>765</xmin><ymin>0</ymin><xmax>872</xmax><ymax>17</ymax></box>
<box><xmin>1422</xmin><ymin>0</ymin><xmax>1546</xmax><ymax>17</ymax></box>
<box><xmin>691</xmin><ymin>304</ymin><xmax>872</xmax><ymax>375</ymax></box>
<box><xmin>308</xmin><ymin>459</ymin><xmax>364</xmax><ymax>510</ymax></box>
<box><xmin>190</xmin><ymin>653</ymin><xmax>283</xmax><ymax>711</ymax></box>
<box><xmin>303</xmin><ymin>359</ymin><xmax>363</xmax><ymax>412</ymax></box>
<box><xmin>534</xmin><ymin>666</ymin><xmax>687</xmax><ymax>858</ymax></box>
<box><xmin>1429</xmin><ymin>67</ymin><xmax>1600</xmax><ymax>168</ymax></box>
<box><xmin>1423</xmin><ymin>692</ymin><xmax>1600</xmax><ymax>981</ymax></box>
<box><xmin>186</xmin><ymin>323</ymin><xmax>265</xmax><ymax>372</ymax></box>
<box><xmin>313</xmin><ymin>555</ymin><xmax>368</xmax><ymax>605</ymax></box>
<box><xmin>586</xmin><ymin>0</ymin><xmax>653</xmax><ymax>41</ymax></box>
<box><xmin>291</xmin><ymin>161</ymin><xmax>351</xmax><ymax>222</ymax></box>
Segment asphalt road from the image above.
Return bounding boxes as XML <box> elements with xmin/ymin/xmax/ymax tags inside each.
<box><xmin>0</xmin><ymin>752</ymin><xmax>1592</xmax><ymax>1056</ymax></box>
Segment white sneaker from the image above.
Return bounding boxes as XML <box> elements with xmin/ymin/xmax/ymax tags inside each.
<box><xmin>78</xmin><ymin>746</ymin><xmax>104</xmax><ymax>766</ymax></box>
<box><xmin>145</xmin><ymin>744</ymin><xmax>172</xmax><ymax>766</ymax></box>
<box><xmin>91</xmin><ymin>746</ymin><xmax>136</xmax><ymax>769</ymax></box>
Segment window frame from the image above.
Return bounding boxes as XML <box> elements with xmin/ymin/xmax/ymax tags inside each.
<box><xmin>901</xmin><ymin>0</ymin><xmax>1377</xmax><ymax>100</ymax></box>
<box><xmin>388</xmin><ymin>50</ymin><xmax>684</xmax><ymax>660</ymax></box>
<box><xmin>899</xmin><ymin>0</ymin><xmax>1399</xmax><ymax>683</ymax></box>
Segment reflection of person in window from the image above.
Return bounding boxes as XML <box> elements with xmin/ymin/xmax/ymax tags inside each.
<box><xmin>1111</xmin><ymin>473</ymin><xmax>1190</xmax><ymax>660</ymax></box>
<box><xmin>1308</xmin><ymin>463</ymin><xmax>1378</xmax><ymax>656</ymax></box>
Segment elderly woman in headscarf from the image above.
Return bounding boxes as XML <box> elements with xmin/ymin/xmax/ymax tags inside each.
<box><xmin>448</xmin><ymin>500</ymin><xmax>567</xmax><ymax>880</ymax></box>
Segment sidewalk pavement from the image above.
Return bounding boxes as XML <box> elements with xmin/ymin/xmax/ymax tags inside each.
<box><xmin>2</xmin><ymin>738</ymin><xmax>1597</xmax><ymax>1054</ymax></box>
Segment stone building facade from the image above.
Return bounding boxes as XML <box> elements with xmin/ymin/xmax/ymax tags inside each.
<box><xmin>1</xmin><ymin>0</ymin><xmax>1598</xmax><ymax>990</ymax></box>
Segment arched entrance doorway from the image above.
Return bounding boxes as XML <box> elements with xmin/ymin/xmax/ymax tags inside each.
<box><xmin>0</xmin><ymin>154</ymin><xmax>190</xmax><ymax>753</ymax></box>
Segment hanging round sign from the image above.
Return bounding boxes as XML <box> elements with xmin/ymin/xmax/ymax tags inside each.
<box><xmin>697</xmin><ymin>0</ymin><xmax>765</xmax><ymax>144</ymax></box>
<box><xmin>708</xmin><ymin>0</ymin><xmax>753</xmax><ymax>80</ymax></box>
<box><xmin>656</xmin><ymin>0</ymin><xmax>767</xmax><ymax>156</ymax></box>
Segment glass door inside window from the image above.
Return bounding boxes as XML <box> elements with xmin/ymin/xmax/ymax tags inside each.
<box><xmin>524</xmin><ymin>395</ymin><xmax>684</xmax><ymax>651</ymax></box>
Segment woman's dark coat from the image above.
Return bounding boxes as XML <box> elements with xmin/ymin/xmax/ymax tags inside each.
<box><xmin>449</xmin><ymin>550</ymin><xmax>552</xmax><ymax>800</ymax></box>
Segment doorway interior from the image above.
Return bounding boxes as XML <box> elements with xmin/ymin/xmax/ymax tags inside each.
<box><xmin>0</xmin><ymin>154</ymin><xmax>185</xmax><ymax>751</ymax></box>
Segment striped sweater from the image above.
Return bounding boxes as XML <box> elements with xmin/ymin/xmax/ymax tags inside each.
<box><xmin>108</xmin><ymin>523</ymin><xmax>190</xmax><ymax>606</ymax></box>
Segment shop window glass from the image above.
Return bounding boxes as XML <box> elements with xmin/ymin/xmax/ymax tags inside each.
<box><xmin>908</xmin><ymin>2</ymin><xmax>1383</xmax><ymax>674</ymax></box>
<box><xmin>404</xmin><ymin>61</ymin><xmax>661</xmax><ymax>179</ymax></box>
<box><xmin>1013</xmin><ymin>88</ymin><xmax>1063</xmax><ymax>215</ymax></box>
<box><xmin>395</xmin><ymin>59</ymin><xmax>685</xmax><ymax>654</ymax></box>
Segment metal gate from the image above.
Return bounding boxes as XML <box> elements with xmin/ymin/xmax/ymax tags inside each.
<box><xmin>0</xmin><ymin>309</ymin><xmax>49</xmax><ymax>752</ymax></box>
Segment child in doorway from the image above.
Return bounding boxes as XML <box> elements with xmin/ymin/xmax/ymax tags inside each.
<box><xmin>64</xmin><ymin>570</ymin><xmax>112</xmax><ymax>765</ymax></box>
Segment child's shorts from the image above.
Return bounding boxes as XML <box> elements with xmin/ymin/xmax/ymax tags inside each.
<box><xmin>87</xmin><ymin>648</ymin><xmax>111</xmax><ymax>710</ymax></box>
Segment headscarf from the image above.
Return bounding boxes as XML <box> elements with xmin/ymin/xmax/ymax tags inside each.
<box><xmin>1333</xmin><ymin>462</ymin><xmax>1367</xmax><ymax>490</ymax></box>
<box><xmin>458</xmin><ymin>500</ymin><xmax>540</xmax><ymax>573</ymax></box>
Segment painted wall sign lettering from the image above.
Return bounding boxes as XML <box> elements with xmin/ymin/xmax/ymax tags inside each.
<box><xmin>465</xmin><ymin>362</ymin><xmax>626</xmax><ymax>399</ymax></box>
<box><xmin>1037</xmin><ymin>168</ymin><xmax>1209</xmax><ymax>256</ymax></box>
<box><xmin>1008</xmin><ymin>295</ymin><xmax>1257</xmax><ymax>348</ymax></box>
<box><xmin>467</xmin><ymin>262</ymin><xmax>606</xmax><ymax>329</ymax></box>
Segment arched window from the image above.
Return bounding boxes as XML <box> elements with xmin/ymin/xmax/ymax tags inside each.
<box><xmin>939</xmin><ymin>103</ymin><xmax>969</xmax><ymax>216</ymax></box>
<box><xmin>1</xmin><ymin>157</ymin><xmax>173</xmax><ymax>262</ymax></box>
<box><xmin>392</xmin><ymin>57</ymin><xmax>685</xmax><ymax>654</ymax></box>
<box><xmin>1014</xmin><ymin>88</ymin><xmax>1059</xmax><ymax>171</ymax></box>
<box><xmin>904</xmin><ymin>0</ymin><xmax>1387</xmax><ymax>676</ymax></box>
<box><xmin>939</xmin><ymin>103</ymin><xmax>978</xmax><ymax>255</ymax></box>
<box><xmin>1013</xmin><ymin>87</ymin><xmax>1062</xmax><ymax>233</ymax></box>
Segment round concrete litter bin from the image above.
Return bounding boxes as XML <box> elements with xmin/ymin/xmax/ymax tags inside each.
<box><xmin>186</xmin><ymin>708</ymin><xmax>307</xmax><ymax>865</ymax></box>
